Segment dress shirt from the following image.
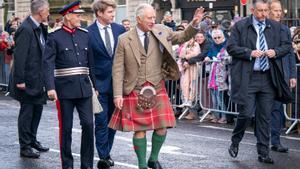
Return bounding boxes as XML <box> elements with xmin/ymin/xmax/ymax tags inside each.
<box><xmin>252</xmin><ymin>16</ymin><xmax>269</xmax><ymax>71</ymax></box>
<box><xmin>96</xmin><ymin>20</ymin><xmax>114</xmax><ymax>53</ymax></box>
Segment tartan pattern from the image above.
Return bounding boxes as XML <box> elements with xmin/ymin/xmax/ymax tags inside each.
<box><xmin>109</xmin><ymin>81</ymin><xmax>176</xmax><ymax>132</ymax></box>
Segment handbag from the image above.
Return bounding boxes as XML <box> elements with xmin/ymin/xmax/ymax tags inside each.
<box><xmin>89</xmin><ymin>77</ymin><xmax>103</xmax><ymax>114</ymax></box>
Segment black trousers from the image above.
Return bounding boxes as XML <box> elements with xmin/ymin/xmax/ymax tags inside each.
<box><xmin>58</xmin><ymin>97</ymin><xmax>94</xmax><ymax>169</ymax></box>
<box><xmin>231</xmin><ymin>71</ymin><xmax>275</xmax><ymax>156</ymax></box>
<box><xmin>18</xmin><ymin>102</ymin><xmax>43</xmax><ymax>150</ymax></box>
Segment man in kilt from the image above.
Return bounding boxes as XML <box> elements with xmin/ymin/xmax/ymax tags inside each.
<box><xmin>109</xmin><ymin>4</ymin><xmax>205</xmax><ymax>169</ymax></box>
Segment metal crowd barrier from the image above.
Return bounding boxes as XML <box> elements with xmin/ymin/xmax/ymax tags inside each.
<box><xmin>284</xmin><ymin>64</ymin><xmax>300</xmax><ymax>134</ymax></box>
<box><xmin>167</xmin><ymin>59</ymin><xmax>300</xmax><ymax>134</ymax></box>
<box><xmin>197</xmin><ymin>61</ymin><xmax>239</xmax><ymax>122</ymax></box>
<box><xmin>167</xmin><ymin>60</ymin><xmax>239</xmax><ymax>121</ymax></box>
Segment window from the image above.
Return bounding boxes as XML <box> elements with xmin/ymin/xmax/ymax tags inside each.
<box><xmin>117</xmin><ymin>0</ymin><xmax>126</xmax><ymax>5</ymax></box>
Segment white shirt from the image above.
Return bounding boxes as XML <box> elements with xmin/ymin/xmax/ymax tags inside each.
<box><xmin>96</xmin><ymin>20</ymin><xmax>114</xmax><ymax>52</ymax></box>
<box><xmin>30</xmin><ymin>16</ymin><xmax>45</xmax><ymax>46</ymax></box>
<box><xmin>136</xmin><ymin>26</ymin><xmax>149</xmax><ymax>48</ymax></box>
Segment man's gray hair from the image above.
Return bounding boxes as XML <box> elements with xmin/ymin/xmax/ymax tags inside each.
<box><xmin>135</xmin><ymin>3</ymin><xmax>153</xmax><ymax>18</ymax></box>
<box><xmin>31</xmin><ymin>0</ymin><xmax>49</xmax><ymax>15</ymax></box>
<box><xmin>252</xmin><ymin>0</ymin><xmax>270</xmax><ymax>7</ymax></box>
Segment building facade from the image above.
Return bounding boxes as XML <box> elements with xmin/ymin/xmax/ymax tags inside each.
<box><xmin>1</xmin><ymin>0</ymin><xmax>300</xmax><ymax>30</ymax></box>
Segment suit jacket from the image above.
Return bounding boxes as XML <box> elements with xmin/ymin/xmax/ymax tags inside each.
<box><xmin>280</xmin><ymin>24</ymin><xmax>296</xmax><ymax>84</ymax></box>
<box><xmin>227</xmin><ymin>16</ymin><xmax>291</xmax><ymax>105</ymax></box>
<box><xmin>87</xmin><ymin>22</ymin><xmax>126</xmax><ymax>94</ymax></box>
<box><xmin>113</xmin><ymin>24</ymin><xmax>198</xmax><ymax>96</ymax></box>
<box><xmin>9</xmin><ymin>16</ymin><xmax>48</xmax><ymax>104</ymax></box>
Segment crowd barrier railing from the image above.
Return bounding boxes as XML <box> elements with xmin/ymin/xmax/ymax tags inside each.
<box><xmin>284</xmin><ymin>64</ymin><xmax>300</xmax><ymax>134</ymax></box>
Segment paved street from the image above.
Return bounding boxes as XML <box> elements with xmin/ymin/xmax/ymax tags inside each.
<box><xmin>0</xmin><ymin>93</ymin><xmax>300</xmax><ymax>169</ymax></box>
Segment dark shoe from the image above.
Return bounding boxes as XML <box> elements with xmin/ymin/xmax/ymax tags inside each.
<box><xmin>20</xmin><ymin>148</ymin><xmax>40</xmax><ymax>158</ymax></box>
<box><xmin>258</xmin><ymin>155</ymin><xmax>274</xmax><ymax>164</ymax></box>
<box><xmin>271</xmin><ymin>144</ymin><xmax>288</xmax><ymax>153</ymax></box>
<box><xmin>148</xmin><ymin>160</ymin><xmax>163</xmax><ymax>169</ymax></box>
<box><xmin>32</xmin><ymin>141</ymin><xmax>49</xmax><ymax>152</ymax></box>
<box><xmin>228</xmin><ymin>143</ymin><xmax>239</xmax><ymax>158</ymax></box>
<box><xmin>97</xmin><ymin>159</ymin><xmax>110</xmax><ymax>169</ymax></box>
<box><xmin>106</xmin><ymin>155</ymin><xmax>114</xmax><ymax>166</ymax></box>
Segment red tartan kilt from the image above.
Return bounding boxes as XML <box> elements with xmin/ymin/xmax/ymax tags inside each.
<box><xmin>108</xmin><ymin>81</ymin><xmax>176</xmax><ymax>132</ymax></box>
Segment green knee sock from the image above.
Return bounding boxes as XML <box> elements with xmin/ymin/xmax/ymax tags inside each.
<box><xmin>149</xmin><ymin>132</ymin><xmax>166</xmax><ymax>162</ymax></box>
<box><xmin>133</xmin><ymin>137</ymin><xmax>147</xmax><ymax>169</ymax></box>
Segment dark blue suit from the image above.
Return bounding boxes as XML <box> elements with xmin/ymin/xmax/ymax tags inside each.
<box><xmin>88</xmin><ymin>21</ymin><xmax>125</xmax><ymax>159</ymax></box>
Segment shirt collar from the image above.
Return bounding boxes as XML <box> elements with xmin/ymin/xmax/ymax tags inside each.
<box><xmin>252</xmin><ymin>16</ymin><xmax>265</xmax><ymax>27</ymax></box>
<box><xmin>96</xmin><ymin>20</ymin><xmax>111</xmax><ymax>30</ymax></box>
<box><xmin>136</xmin><ymin>26</ymin><xmax>148</xmax><ymax>37</ymax></box>
<box><xmin>30</xmin><ymin>16</ymin><xmax>41</xmax><ymax>28</ymax></box>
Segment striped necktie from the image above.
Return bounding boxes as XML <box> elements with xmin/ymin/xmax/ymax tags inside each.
<box><xmin>257</xmin><ymin>22</ymin><xmax>269</xmax><ymax>71</ymax></box>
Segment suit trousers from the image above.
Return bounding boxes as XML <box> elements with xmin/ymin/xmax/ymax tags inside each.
<box><xmin>95</xmin><ymin>93</ymin><xmax>116</xmax><ymax>159</ymax></box>
<box><xmin>58</xmin><ymin>97</ymin><xmax>94</xmax><ymax>169</ymax></box>
<box><xmin>231</xmin><ymin>71</ymin><xmax>275</xmax><ymax>156</ymax></box>
<box><xmin>271</xmin><ymin>100</ymin><xmax>285</xmax><ymax>145</ymax></box>
<box><xmin>18</xmin><ymin>102</ymin><xmax>43</xmax><ymax>150</ymax></box>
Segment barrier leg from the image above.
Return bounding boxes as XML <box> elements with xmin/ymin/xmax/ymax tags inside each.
<box><xmin>178</xmin><ymin>107</ymin><xmax>189</xmax><ymax>120</ymax></box>
<box><xmin>285</xmin><ymin>120</ymin><xmax>298</xmax><ymax>134</ymax></box>
<box><xmin>199</xmin><ymin>110</ymin><xmax>211</xmax><ymax>122</ymax></box>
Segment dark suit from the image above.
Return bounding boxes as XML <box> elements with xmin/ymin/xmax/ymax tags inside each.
<box><xmin>271</xmin><ymin>24</ymin><xmax>296</xmax><ymax>146</ymax></box>
<box><xmin>9</xmin><ymin>16</ymin><xmax>47</xmax><ymax>151</ymax></box>
<box><xmin>87</xmin><ymin>21</ymin><xmax>125</xmax><ymax>159</ymax></box>
<box><xmin>227</xmin><ymin>16</ymin><xmax>291</xmax><ymax>156</ymax></box>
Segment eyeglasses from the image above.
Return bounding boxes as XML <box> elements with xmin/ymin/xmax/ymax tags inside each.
<box><xmin>213</xmin><ymin>37</ymin><xmax>222</xmax><ymax>40</ymax></box>
<box><xmin>294</xmin><ymin>41</ymin><xmax>300</xmax><ymax>45</ymax></box>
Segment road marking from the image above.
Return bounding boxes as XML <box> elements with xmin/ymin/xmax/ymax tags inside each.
<box><xmin>49</xmin><ymin>149</ymin><xmax>138</xmax><ymax>168</ymax></box>
<box><xmin>52</xmin><ymin>127</ymin><xmax>206</xmax><ymax>158</ymax></box>
<box><xmin>185</xmin><ymin>134</ymin><xmax>300</xmax><ymax>153</ymax></box>
<box><xmin>199</xmin><ymin>125</ymin><xmax>300</xmax><ymax>141</ymax></box>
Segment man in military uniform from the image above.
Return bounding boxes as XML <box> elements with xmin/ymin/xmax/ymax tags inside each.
<box><xmin>43</xmin><ymin>1</ymin><xmax>95</xmax><ymax>169</ymax></box>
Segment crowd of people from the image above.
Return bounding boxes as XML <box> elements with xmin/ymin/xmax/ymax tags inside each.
<box><xmin>0</xmin><ymin>0</ymin><xmax>300</xmax><ymax>168</ymax></box>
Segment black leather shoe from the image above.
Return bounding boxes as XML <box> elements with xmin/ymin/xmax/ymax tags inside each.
<box><xmin>20</xmin><ymin>148</ymin><xmax>40</xmax><ymax>158</ymax></box>
<box><xmin>97</xmin><ymin>159</ymin><xmax>110</xmax><ymax>169</ymax></box>
<box><xmin>106</xmin><ymin>155</ymin><xmax>114</xmax><ymax>166</ymax></box>
<box><xmin>148</xmin><ymin>160</ymin><xmax>163</xmax><ymax>169</ymax></box>
<box><xmin>228</xmin><ymin>143</ymin><xmax>239</xmax><ymax>158</ymax></box>
<box><xmin>258</xmin><ymin>155</ymin><xmax>274</xmax><ymax>164</ymax></box>
<box><xmin>32</xmin><ymin>141</ymin><xmax>49</xmax><ymax>152</ymax></box>
<box><xmin>271</xmin><ymin>144</ymin><xmax>288</xmax><ymax>153</ymax></box>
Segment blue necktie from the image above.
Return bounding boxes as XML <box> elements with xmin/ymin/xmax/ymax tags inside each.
<box><xmin>258</xmin><ymin>22</ymin><xmax>269</xmax><ymax>71</ymax></box>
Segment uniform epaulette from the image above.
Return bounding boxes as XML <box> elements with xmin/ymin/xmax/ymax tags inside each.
<box><xmin>78</xmin><ymin>27</ymin><xmax>88</xmax><ymax>33</ymax></box>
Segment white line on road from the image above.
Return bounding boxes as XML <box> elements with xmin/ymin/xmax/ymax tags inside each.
<box><xmin>52</xmin><ymin>127</ymin><xmax>206</xmax><ymax>158</ymax></box>
<box><xmin>186</xmin><ymin>133</ymin><xmax>300</xmax><ymax>153</ymax></box>
<box><xmin>199</xmin><ymin>125</ymin><xmax>300</xmax><ymax>141</ymax></box>
<box><xmin>49</xmin><ymin>149</ymin><xmax>138</xmax><ymax>168</ymax></box>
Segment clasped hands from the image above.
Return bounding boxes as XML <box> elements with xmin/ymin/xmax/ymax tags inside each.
<box><xmin>251</xmin><ymin>49</ymin><xmax>276</xmax><ymax>58</ymax></box>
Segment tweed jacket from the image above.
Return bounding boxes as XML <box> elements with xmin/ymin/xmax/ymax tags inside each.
<box><xmin>113</xmin><ymin>24</ymin><xmax>198</xmax><ymax>96</ymax></box>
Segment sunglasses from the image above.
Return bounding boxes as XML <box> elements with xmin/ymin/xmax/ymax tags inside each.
<box><xmin>213</xmin><ymin>36</ymin><xmax>222</xmax><ymax>40</ymax></box>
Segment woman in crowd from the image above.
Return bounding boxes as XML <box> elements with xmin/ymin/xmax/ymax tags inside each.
<box><xmin>177</xmin><ymin>37</ymin><xmax>200</xmax><ymax>111</ymax></box>
<box><xmin>204</xmin><ymin>29</ymin><xmax>230</xmax><ymax>124</ymax></box>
